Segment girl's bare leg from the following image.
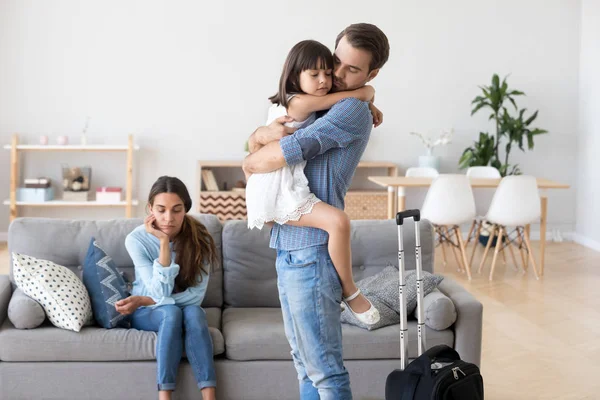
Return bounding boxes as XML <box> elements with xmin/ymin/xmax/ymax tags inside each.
<box><xmin>285</xmin><ymin>202</ymin><xmax>372</xmax><ymax>313</ymax></box>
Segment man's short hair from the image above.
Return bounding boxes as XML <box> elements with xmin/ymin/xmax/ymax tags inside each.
<box><xmin>336</xmin><ymin>23</ymin><xmax>390</xmax><ymax>72</ymax></box>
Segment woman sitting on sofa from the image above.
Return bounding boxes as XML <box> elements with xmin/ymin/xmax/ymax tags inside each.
<box><xmin>115</xmin><ymin>176</ymin><xmax>219</xmax><ymax>400</ymax></box>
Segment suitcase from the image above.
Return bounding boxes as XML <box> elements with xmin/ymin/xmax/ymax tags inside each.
<box><xmin>385</xmin><ymin>209</ymin><xmax>484</xmax><ymax>400</ymax></box>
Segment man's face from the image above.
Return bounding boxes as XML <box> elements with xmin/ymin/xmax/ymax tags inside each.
<box><xmin>332</xmin><ymin>35</ymin><xmax>379</xmax><ymax>92</ymax></box>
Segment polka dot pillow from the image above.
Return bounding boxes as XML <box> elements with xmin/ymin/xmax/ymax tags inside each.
<box><xmin>12</xmin><ymin>253</ymin><xmax>93</xmax><ymax>332</ymax></box>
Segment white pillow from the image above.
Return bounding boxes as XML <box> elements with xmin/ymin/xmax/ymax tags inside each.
<box><xmin>12</xmin><ymin>253</ymin><xmax>93</xmax><ymax>332</ymax></box>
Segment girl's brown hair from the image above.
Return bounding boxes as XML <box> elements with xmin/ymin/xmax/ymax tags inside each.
<box><xmin>268</xmin><ymin>40</ymin><xmax>333</xmax><ymax>108</ymax></box>
<box><xmin>148</xmin><ymin>176</ymin><xmax>219</xmax><ymax>291</ymax></box>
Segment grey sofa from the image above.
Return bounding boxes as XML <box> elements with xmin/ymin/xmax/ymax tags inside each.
<box><xmin>0</xmin><ymin>215</ymin><xmax>482</xmax><ymax>400</ymax></box>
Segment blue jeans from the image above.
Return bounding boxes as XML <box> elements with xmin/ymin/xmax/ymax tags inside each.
<box><xmin>276</xmin><ymin>244</ymin><xmax>352</xmax><ymax>400</ymax></box>
<box><xmin>131</xmin><ymin>304</ymin><xmax>216</xmax><ymax>391</ymax></box>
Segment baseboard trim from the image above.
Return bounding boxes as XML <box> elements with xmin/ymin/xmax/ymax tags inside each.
<box><xmin>572</xmin><ymin>233</ymin><xmax>600</xmax><ymax>252</ymax></box>
<box><xmin>0</xmin><ymin>232</ymin><xmax>6</xmax><ymax>242</ymax></box>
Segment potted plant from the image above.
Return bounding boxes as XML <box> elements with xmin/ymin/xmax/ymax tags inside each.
<box><xmin>459</xmin><ymin>74</ymin><xmax>548</xmax><ymax>176</ymax></box>
<box><xmin>410</xmin><ymin>129</ymin><xmax>453</xmax><ymax>170</ymax></box>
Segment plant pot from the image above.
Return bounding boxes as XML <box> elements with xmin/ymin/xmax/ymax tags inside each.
<box><xmin>418</xmin><ymin>155</ymin><xmax>440</xmax><ymax>170</ymax></box>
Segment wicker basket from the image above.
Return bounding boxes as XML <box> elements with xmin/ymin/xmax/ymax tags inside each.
<box><xmin>344</xmin><ymin>191</ymin><xmax>388</xmax><ymax>220</ymax></box>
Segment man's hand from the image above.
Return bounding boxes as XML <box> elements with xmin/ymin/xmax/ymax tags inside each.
<box><xmin>369</xmin><ymin>102</ymin><xmax>383</xmax><ymax>128</ymax></box>
<box><xmin>115</xmin><ymin>296</ymin><xmax>153</xmax><ymax>315</ymax></box>
<box><xmin>248</xmin><ymin>116</ymin><xmax>297</xmax><ymax>153</ymax></box>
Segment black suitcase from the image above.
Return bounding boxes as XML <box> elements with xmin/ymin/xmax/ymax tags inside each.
<box><xmin>385</xmin><ymin>210</ymin><xmax>484</xmax><ymax>400</ymax></box>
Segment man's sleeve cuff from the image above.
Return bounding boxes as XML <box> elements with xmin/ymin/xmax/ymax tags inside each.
<box><xmin>280</xmin><ymin>134</ymin><xmax>304</xmax><ymax>166</ymax></box>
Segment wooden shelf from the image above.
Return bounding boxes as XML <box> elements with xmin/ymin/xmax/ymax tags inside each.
<box><xmin>3</xmin><ymin>200</ymin><xmax>139</xmax><ymax>207</ymax></box>
<box><xmin>3</xmin><ymin>144</ymin><xmax>140</xmax><ymax>151</ymax></box>
<box><xmin>5</xmin><ymin>134</ymin><xmax>139</xmax><ymax>221</ymax></box>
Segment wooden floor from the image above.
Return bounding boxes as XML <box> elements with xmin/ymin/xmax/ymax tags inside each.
<box><xmin>1</xmin><ymin>240</ymin><xmax>599</xmax><ymax>399</ymax></box>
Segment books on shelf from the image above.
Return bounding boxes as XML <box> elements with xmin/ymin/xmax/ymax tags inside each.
<box><xmin>24</xmin><ymin>177</ymin><xmax>51</xmax><ymax>188</ymax></box>
<box><xmin>202</xmin><ymin>169</ymin><xmax>219</xmax><ymax>191</ymax></box>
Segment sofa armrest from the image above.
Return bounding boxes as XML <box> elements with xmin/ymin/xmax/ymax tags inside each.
<box><xmin>437</xmin><ymin>277</ymin><xmax>483</xmax><ymax>367</ymax></box>
<box><xmin>0</xmin><ymin>275</ymin><xmax>12</xmax><ymax>326</ymax></box>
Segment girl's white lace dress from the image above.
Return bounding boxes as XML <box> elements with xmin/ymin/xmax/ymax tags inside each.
<box><xmin>246</xmin><ymin>104</ymin><xmax>321</xmax><ymax>230</ymax></box>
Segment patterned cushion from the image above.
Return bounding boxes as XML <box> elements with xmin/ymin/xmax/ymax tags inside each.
<box><xmin>82</xmin><ymin>238</ymin><xmax>131</xmax><ymax>329</ymax></box>
<box><xmin>12</xmin><ymin>253</ymin><xmax>93</xmax><ymax>332</ymax></box>
<box><xmin>341</xmin><ymin>266</ymin><xmax>443</xmax><ymax>331</ymax></box>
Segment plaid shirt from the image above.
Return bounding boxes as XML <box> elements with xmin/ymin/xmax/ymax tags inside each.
<box><xmin>270</xmin><ymin>98</ymin><xmax>373</xmax><ymax>250</ymax></box>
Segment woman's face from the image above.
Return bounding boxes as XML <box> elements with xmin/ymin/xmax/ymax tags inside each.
<box><xmin>150</xmin><ymin>193</ymin><xmax>186</xmax><ymax>238</ymax></box>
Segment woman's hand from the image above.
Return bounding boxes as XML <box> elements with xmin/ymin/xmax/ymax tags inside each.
<box><xmin>355</xmin><ymin>85</ymin><xmax>376</xmax><ymax>102</ymax></box>
<box><xmin>369</xmin><ymin>102</ymin><xmax>384</xmax><ymax>128</ymax></box>
<box><xmin>145</xmin><ymin>214</ymin><xmax>168</xmax><ymax>241</ymax></box>
<box><xmin>115</xmin><ymin>296</ymin><xmax>146</xmax><ymax>315</ymax></box>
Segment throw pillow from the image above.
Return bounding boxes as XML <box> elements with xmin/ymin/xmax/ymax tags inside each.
<box><xmin>12</xmin><ymin>253</ymin><xmax>93</xmax><ymax>332</ymax></box>
<box><xmin>415</xmin><ymin>288</ymin><xmax>457</xmax><ymax>331</ymax></box>
<box><xmin>341</xmin><ymin>266</ymin><xmax>444</xmax><ymax>330</ymax></box>
<box><xmin>8</xmin><ymin>288</ymin><xmax>46</xmax><ymax>329</ymax></box>
<box><xmin>82</xmin><ymin>237</ymin><xmax>131</xmax><ymax>329</ymax></box>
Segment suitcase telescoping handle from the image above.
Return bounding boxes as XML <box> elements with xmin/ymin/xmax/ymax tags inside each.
<box><xmin>396</xmin><ymin>209</ymin><xmax>426</xmax><ymax>370</ymax></box>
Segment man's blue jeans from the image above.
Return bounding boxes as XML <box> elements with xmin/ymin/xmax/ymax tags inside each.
<box><xmin>276</xmin><ymin>244</ymin><xmax>352</xmax><ymax>400</ymax></box>
<box><xmin>132</xmin><ymin>304</ymin><xmax>216</xmax><ymax>391</ymax></box>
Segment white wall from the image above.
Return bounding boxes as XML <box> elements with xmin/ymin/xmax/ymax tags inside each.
<box><xmin>0</xmin><ymin>0</ymin><xmax>580</xmax><ymax>235</ymax></box>
<box><xmin>575</xmin><ymin>0</ymin><xmax>600</xmax><ymax>250</ymax></box>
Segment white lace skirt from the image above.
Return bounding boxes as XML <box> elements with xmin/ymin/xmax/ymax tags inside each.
<box><xmin>246</xmin><ymin>161</ymin><xmax>321</xmax><ymax>230</ymax></box>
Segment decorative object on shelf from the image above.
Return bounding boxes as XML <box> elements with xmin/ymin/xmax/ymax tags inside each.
<box><xmin>39</xmin><ymin>135</ymin><xmax>48</xmax><ymax>145</ymax></box>
<box><xmin>96</xmin><ymin>187</ymin><xmax>122</xmax><ymax>203</ymax></box>
<box><xmin>409</xmin><ymin>129</ymin><xmax>453</xmax><ymax>170</ymax></box>
<box><xmin>16</xmin><ymin>187</ymin><xmax>54</xmax><ymax>202</ymax></box>
<box><xmin>232</xmin><ymin>180</ymin><xmax>246</xmax><ymax>192</ymax></box>
<box><xmin>57</xmin><ymin>136</ymin><xmax>69</xmax><ymax>145</ymax></box>
<box><xmin>24</xmin><ymin>177</ymin><xmax>51</xmax><ymax>189</ymax></box>
<box><xmin>62</xmin><ymin>190</ymin><xmax>90</xmax><ymax>201</ymax></box>
<box><xmin>81</xmin><ymin>116</ymin><xmax>90</xmax><ymax>145</ymax></box>
<box><xmin>459</xmin><ymin>73</ymin><xmax>548</xmax><ymax>176</ymax></box>
<box><xmin>61</xmin><ymin>165</ymin><xmax>91</xmax><ymax>192</ymax></box>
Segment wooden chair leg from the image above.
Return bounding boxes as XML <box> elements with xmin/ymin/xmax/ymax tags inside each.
<box><xmin>469</xmin><ymin>220</ymin><xmax>482</xmax><ymax>270</ymax></box>
<box><xmin>465</xmin><ymin>219</ymin><xmax>476</xmax><ymax>246</ymax></box>
<box><xmin>489</xmin><ymin>227</ymin><xmax>504</xmax><ymax>281</ymax></box>
<box><xmin>455</xmin><ymin>226</ymin><xmax>472</xmax><ymax>281</ymax></box>
<box><xmin>517</xmin><ymin>227</ymin><xmax>528</xmax><ymax>272</ymax></box>
<box><xmin>507</xmin><ymin>236</ymin><xmax>520</xmax><ymax>272</ymax></box>
<box><xmin>437</xmin><ymin>226</ymin><xmax>448</xmax><ymax>266</ymax></box>
<box><xmin>522</xmin><ymin>228</ymin><xmax>541</xmax><ymax>280</ymax></box>
<box><xmin>447</xmin><ymin>227</ymin><xmax>464</xmax><ymax>272</ymax></box>
<box><xmin>478</xmin><ymin>225</ymin><xmax>496</xmax><ymax>274</ymax></box>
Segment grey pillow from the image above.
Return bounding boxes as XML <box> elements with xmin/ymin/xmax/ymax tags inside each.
<box><xmin>8</xmin><ymin>288</ymin><xmax>46</xmax><ymax>329</ymax></box>
<box><xmin>416</xmin><ymin>288</ymin><xmax>457</xmax><ymax>331</ymax></box>
<box><xmin>341</xmin><ymin>266</ymin><xmax>443</xmax><ymax>331</ymax></box>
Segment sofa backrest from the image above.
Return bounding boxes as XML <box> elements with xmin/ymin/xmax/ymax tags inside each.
<box><xmin>7</xmin><ymin>213</ymin><xmax>224</xmax><ymax>308</ymax></box>
<box><xmin>222</xmin><ymin>219</ymin><xmax>435</xmax><ymax>308</ymax></box>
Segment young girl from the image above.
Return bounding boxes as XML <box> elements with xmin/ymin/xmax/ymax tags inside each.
<box><xmin>245</xmin><ymin>40</ymin><xmax>380</xmax><ymax>326</ymax></box>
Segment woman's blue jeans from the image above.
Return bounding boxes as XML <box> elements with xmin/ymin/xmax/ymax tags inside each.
<box><xmin>132</xmin><ymin>304</ymin><xmax>216</xmax><ymax>391</ymax></box>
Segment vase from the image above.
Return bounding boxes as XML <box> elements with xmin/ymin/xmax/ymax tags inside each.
<box><xmin>418</xmin><ymin>155</ymin><xmax>440</xmax><ymax>170</ymax></box>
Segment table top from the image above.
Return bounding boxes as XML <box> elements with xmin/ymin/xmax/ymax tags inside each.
<box><xmin>367</xmin><ymin>176</ymin><xmax>571</xmax><ymax>189</ymax></box>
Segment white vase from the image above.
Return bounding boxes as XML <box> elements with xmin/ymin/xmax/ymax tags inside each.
<box><xmin>418</xmin><ymin>155</ymin><xmax>440</xmax><ymax>170</ymax></box>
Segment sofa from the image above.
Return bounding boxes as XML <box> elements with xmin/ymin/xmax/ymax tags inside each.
<box><xmin>0</xmin><ymin>215</ymin><xmax>482</xmax><ymax>400</ymax></box>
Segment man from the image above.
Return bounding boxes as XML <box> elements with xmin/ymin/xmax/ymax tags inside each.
<box><xmin>243</xmin><ymin>23</ymin><xmax>390</xmax><ymax>400</ymax></box>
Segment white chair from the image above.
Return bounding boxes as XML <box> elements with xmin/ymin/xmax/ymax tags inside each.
<box><xmin>406</xmin><ymin>167</ymin><xmax>439</xmax><ymax>178</ymax></box>
<box><xmin>477</xmin><ymin>175</ymin><xmax>541</xmax><ymax>281</ymax></box>
<box><xmin>465</xmin><ymin>166</ymin><xmax>503</xmax><ymax>268</ymax></box>
<box><xmin>421</xmin><ymin>174</ymin><xmax>476</xmax><ymax>280</ymax></box>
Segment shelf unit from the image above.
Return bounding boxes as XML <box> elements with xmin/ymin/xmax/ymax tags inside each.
<box><xmin>5</xmin><ymin>134</ymin><xmax>140</xmax><ymax>222</ymax></box>
<box><xmin>197</xmin><ymin>160</ymin><xmax>397</xmax><ymax>221</ymax></box>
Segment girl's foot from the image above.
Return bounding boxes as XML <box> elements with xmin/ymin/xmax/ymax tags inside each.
<box><xmin>343</xmin><ymin>288</ymin><xmax>380</xmax><ymax>325</ymax></box>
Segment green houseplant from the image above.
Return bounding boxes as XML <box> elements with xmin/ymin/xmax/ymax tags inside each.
<box><xmin>459</xmin><ymin>74</ymin><xmax>548</xmax><ymax>176</ymax></box>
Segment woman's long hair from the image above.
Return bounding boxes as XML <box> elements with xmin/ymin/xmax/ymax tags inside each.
<box><xmin>148</xmin><ymin>176</ymin><xmax>219</xmax><ymax>291</ymax></box>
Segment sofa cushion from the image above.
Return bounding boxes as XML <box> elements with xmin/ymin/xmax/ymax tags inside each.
<box><xmin>222</xmin><ymin>308</ymin><xmax>453</xmax><ymax>361</ymax></box>
<box><xmin>418</xmin><ymin>288</ymin><xmax>457</xmax><ymax>331</ymax></box>
<box><xmin>7</xmin><ymin>214</ymin><xmax>224</xmax><ymax>308</ymax></box>
<box><xmin>8</xmin><ymin>288</ymin><xmax>46</xmax><ymax>329</ymax></box>
<box><xmin>12</xmin><ymin>253</ymin><xmax>93</xmax><ymax>332</ymax></box>
<box><xmin>222</xmin><ymin>219</ymin><xmax>435</xmax><ymax>308</ymax></box>
<box><xmin>341</xmin><ymin>266</ymin><xmax>444</xmax><ymax>330</ymax></box>
<box><xmin>0</xmin><ymin>307</ymin><xmax>224</xmax><ymax>361</ymax></box>
<box><xmin>82</xmin><ymin>238</ymin><xmax>131</xmax><ymax>329</ymax></box>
